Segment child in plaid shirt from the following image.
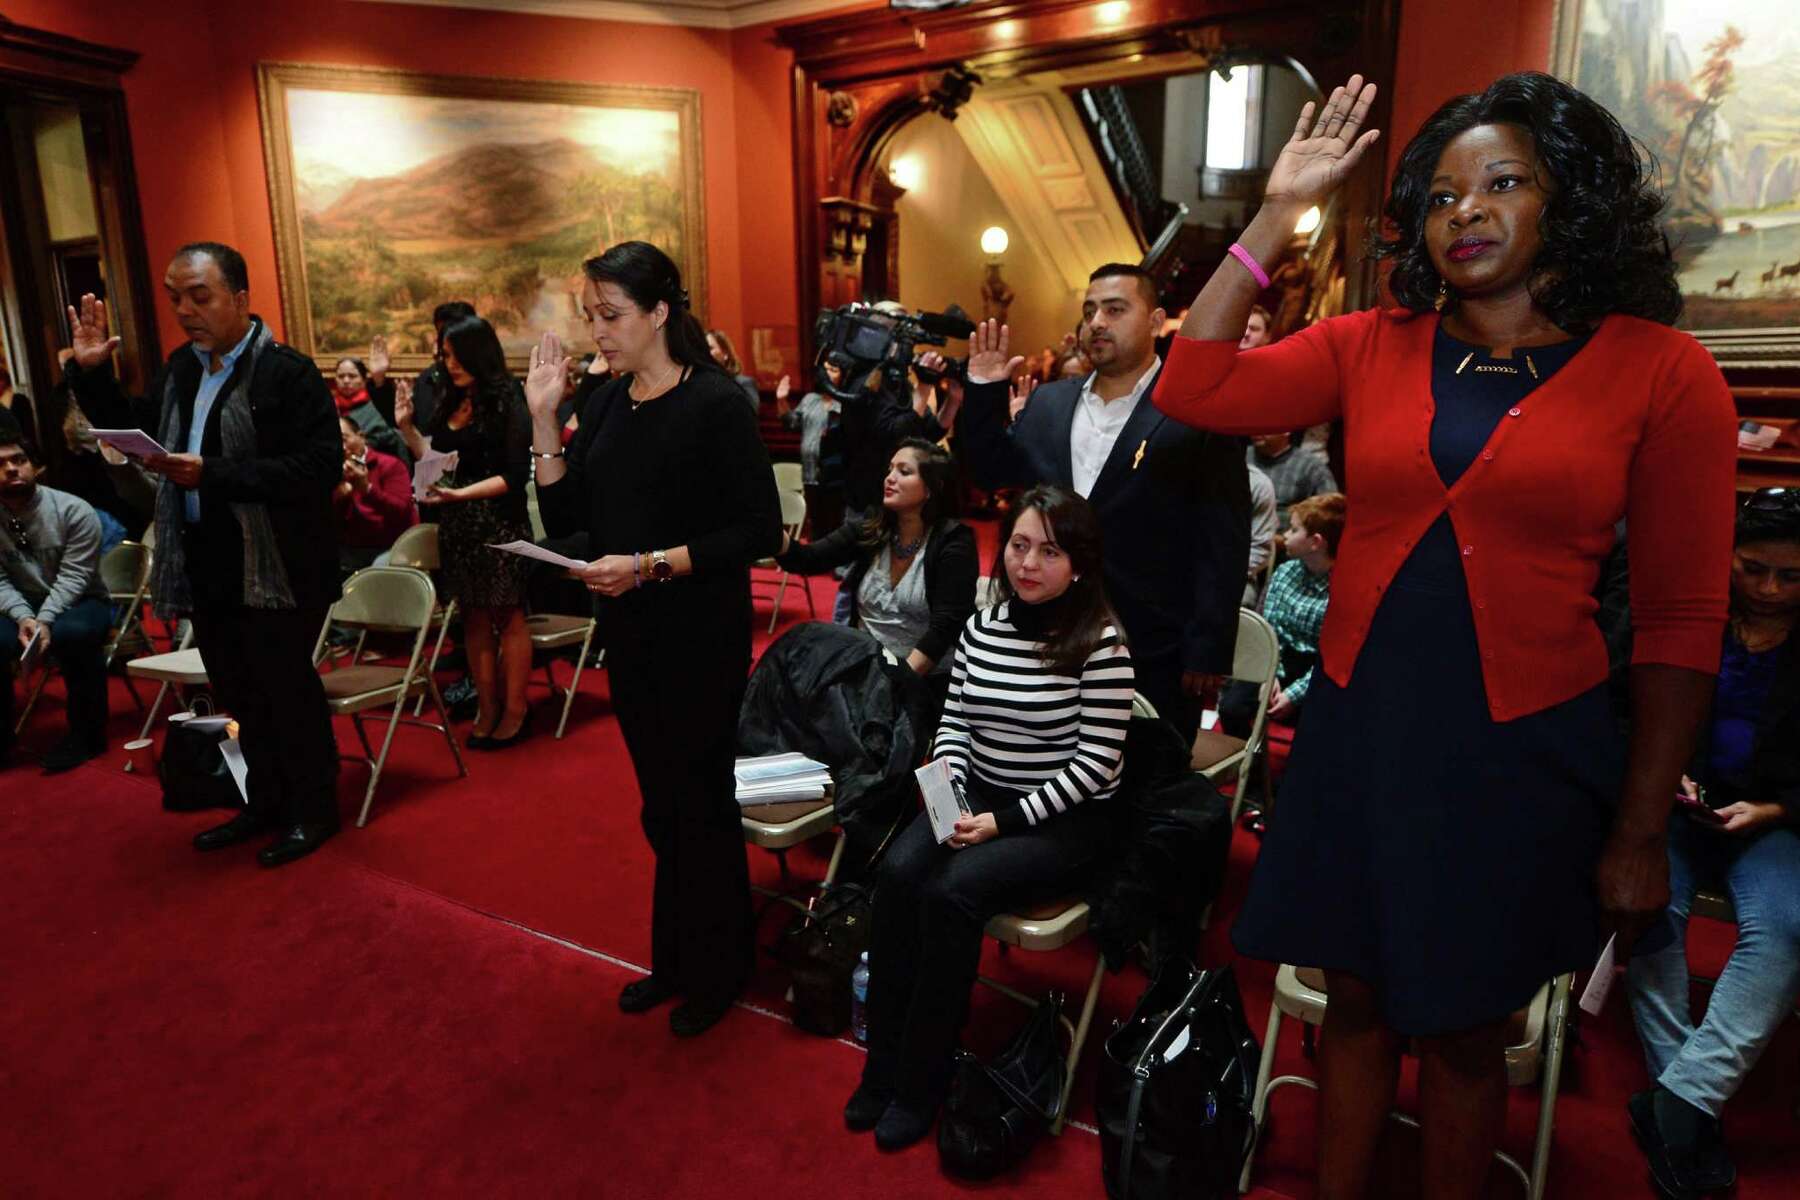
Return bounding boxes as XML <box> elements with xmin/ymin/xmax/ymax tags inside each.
<box><xmin>1222</xmin><ymin>492</ymin><xmax>1344</xmax><ymax>734</ymax></box>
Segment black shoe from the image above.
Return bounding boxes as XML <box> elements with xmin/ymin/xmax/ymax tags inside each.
<box><xmin>464</xmin><ymin>732</ymin><xmax>494</xmax><ymax>751</ymax></box>
<box><xmin>844</xmin><ymin>1083</ymin><xmax>892</xmax><ymax>1132</ymax></box>
<box><xmin>41</xmin><ymin>736</ymin><xmax>104</xmax><ymax>775</ymax></box>
<box><xmin>669</xmin><ymin>995</ymin><xmax>734</xmax><ymax>1037</ymax></box>
<box><xmin>618</xmin><ymin>976</ymin><xmax>679</xmax><ymax>1014</ymax></box>
<box><xmin>873</xmin><ymin>1100</ymin><xmax>935</xmax><ymax>1151</ymax></box>
<box><xmin>256</xmin><ymin>822</ymin><xmax>339</xmax><ymax>868</ymax></box>
<box><xmin>193</xmin><ymin>810</ymin><xmax>275</xmax><ymax>851</ymax></box>
<box><xmin>1629</xmin><ymin>1087</ymin><xmax>1736</xmax><ymax>1198</ymax></box>
<box><xmin>482</xmin><ymin>719</ymin><xmax>532</xmax><ymax>750</ymax></box>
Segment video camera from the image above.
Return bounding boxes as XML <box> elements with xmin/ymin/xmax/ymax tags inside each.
<box><xmin>813</xmin><ymin>301</ymin><xmax>976</xmax><ymax>401</ymax></box>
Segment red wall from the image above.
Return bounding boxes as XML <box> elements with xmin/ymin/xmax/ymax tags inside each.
<box><xmin>9</xmin><ymin>0</ymin><xmax>1561</xmax><ymax>353</ymax></box>
<box><xmin>7</xmin><ymin>0</ymin><xmax>747</xmax><ymax>356</ymax></box>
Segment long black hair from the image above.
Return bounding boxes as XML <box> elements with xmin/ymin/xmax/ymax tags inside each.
<box><xmin>431</xmin><ymin>315</ymin><xmax>515</xmax><ymax>438</ymax></box>
<box><xmin>992</xmin><ymin>485</ymin><xmax>1124</xmax><ymax>676</ymax></box>
<box><xmin>581</xmin><ymin>241</ymin><xmax>717</xmax><ymax>376</ymax></box>
<box><xmin>857</xmin><ymin>437</ymin><xmax>957</xmax><ymax>549</ymax></box>
<box><xmin>1736</xmin><ymin>488</ymin><xmax>1800</xmax><ymax>550</ymax></box>
<box><xmin>1375</xmin><ymin>71</ymin><xmax>1681</xmax><ymax>332</ymax></box>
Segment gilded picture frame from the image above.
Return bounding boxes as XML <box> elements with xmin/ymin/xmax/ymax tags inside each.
<box><xmin>1552</xmin><ymin>0</ymin><xmax>1800</xmax><ymax>369</ymax></box>
<box><xmin>255</xmin><ymin>61</ymin><xmax>706</xmax><ymax>370</ymax></box>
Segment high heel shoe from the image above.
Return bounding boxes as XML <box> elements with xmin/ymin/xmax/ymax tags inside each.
<box><xmin>483</xmin><ymin>710</ymin><xmax>533</xmax><ymax>749</ymax></box>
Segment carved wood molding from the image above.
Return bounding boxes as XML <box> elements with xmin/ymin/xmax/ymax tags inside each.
<box><xmin>0</xmin><ymin>13</ymin><xmax>138</xmax><ymax>88</ymax></box>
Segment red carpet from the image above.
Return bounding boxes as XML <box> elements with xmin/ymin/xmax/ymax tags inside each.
<box><xmin>5</xmin><ymin>551</ymin><xmax>1797</xmax><ymax>1197</ymax></box>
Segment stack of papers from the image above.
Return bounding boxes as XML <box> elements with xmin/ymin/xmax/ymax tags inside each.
<box><xmin>412</xmin><ymin>446</ymin><xmax>459</xmax><ymax>500</ymax></box>
<box><xmin>735</xmin><ymin>752</ymin><xmax>832</xmax><ymax>806</ymax></box>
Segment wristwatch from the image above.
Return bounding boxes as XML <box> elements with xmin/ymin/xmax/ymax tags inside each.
<box><xmin>649</xmin><ymin>549</ymin><xmax>674</xmax><ymax>583</ymax></box>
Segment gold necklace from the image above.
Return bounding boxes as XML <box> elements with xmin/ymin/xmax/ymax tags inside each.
<box><xmin>629</xmin><ymin>362</ymin><xmax>681</xmax><ymax>406</ymax></box>
<box><xmin>1455</xmin><ymin>350</ymin><xmax>1538</xmax><ymax>378</ymax></box>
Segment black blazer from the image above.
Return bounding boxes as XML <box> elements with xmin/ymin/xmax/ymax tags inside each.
<box><xmin>70</xmin><ymin>319</ymin><xmax>342</xmax><ymax>611</ymax></box>
<box><xmin>956</xmin><ymin>366</ymin><xmax>1249</xmax><ymax>673</ymax></box>
<box><xmin>776</xmin><ymin>518</ymin><xmax>978</xmax><ymax>666</ymax></box>
<box><xmin>1689</xmin><ymin>633</ymin><xmax>1800</xmax><ymax>819</ymax></box>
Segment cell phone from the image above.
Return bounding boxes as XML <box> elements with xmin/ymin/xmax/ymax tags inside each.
<box><xmin>1677</xmin><ymin>791</ymin><xmax>1725</xmax><ymax>825</ymax></box>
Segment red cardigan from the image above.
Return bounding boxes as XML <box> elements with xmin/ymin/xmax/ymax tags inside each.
<box><xmin>1153</xmin><ymin>308</ymin><xmax>1738</xmax><ymax>721</ymax></box>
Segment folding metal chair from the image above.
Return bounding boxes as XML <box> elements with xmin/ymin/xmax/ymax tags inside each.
<box><xmin>385</xmin><ymin>523</ymin><xmax>460</xmax><ymax>715</ymax></box>
<box><xmin>1240</xmin><ymin>967</ymin><xmax>1575</xmax><ymax>1198</ymax></box>
<box><xmin>751</xmin><ymin>489</ymin><xmax>814</xmax><ymax>633</ymax></box>
<box><xmin>526</xmin><ymin>611</ymin><xmax>598</xmax><ymax>739</ymax></box>
<box><xmin>311</xmin><ymin>566</ymin><xmax>466</xmax><ymax>827</ymax></box>
<box><xmin>1189</xmin><ymin>608</ymin><xmax>1281</xmax><ymax>822</ymax></box>
<box><xmin>124</xmin><ymin>625</ymin><xmax>206</xmax><ymax>754</ymax></box>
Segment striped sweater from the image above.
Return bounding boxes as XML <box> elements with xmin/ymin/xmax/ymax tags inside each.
<box><xmin>930</xmin><ymin>602</ymin><xmax>1135</xmax><ymax>834</ymax></box>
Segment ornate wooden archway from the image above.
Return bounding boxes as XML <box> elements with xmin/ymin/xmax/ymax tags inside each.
<box><xmin>776</xmin><ymin>0</ymin><xmax>1401</xmax><ymax>366</ymax></box>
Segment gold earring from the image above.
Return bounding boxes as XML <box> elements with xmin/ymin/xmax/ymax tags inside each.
<box><xmin>1435</xmin><ymin>280</ymin><xmax>1450</xmax><ymax>312</ymax></box>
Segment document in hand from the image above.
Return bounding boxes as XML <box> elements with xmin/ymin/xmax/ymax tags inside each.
<box><xmin>1578</xmin><ymin>934</ymin><xmax>1618</xmax><ymax>1016</ymax></box>
<box><xmin>412</xmin><ymin>446</ymin><xmax>459</xmax><ymax>500</ymax></box>
<box><xmin>87</xmin><ymin>429</ymin><xmax>169</xmax><ymax>459</ymax></box>
<box><xmin>20</xmin><ymin>626</ymin><xmax>47</xmax><ymax>671</ymax></box>
<box><xmin>488</xmin><ymin>540</ymin><xmax>587</xmax><ymax>570</ymax></box>
<box><xmin>915</xmin><ymin>758</ymin><xmax>970</xmax><ymax>844</ymax></box>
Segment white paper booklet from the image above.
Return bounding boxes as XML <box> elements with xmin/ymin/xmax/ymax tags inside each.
<box><xmin>87</xmin><ymin>429</ymin><xmax>168</xmax><ymax>459</ymax></box>
<box><xmin>411</xmin><ymin>446</ymin><xmax>459</xmax><ymax>500</ymax></box>
<box><xmin>1578</xmin><ymin>934</ymin><xmax>1618</xmax><ymax>1017</ymax></box>
<box><xmin>735</xmin><ymin>752</ymin><xmax>832</xmax><ymax>807</ymax></box>
<box><xmin>488</xmin><ymin>540</ymin><xmax>587</xmax><ymax>571</ymax></box>
<box><xmin>915</xmin><ymin>758</ymin><xmax>970</xmax><ymax>844</ymax></box>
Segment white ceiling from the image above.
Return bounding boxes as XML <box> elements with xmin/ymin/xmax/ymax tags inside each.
<box><xmin>352</xmin><ymin>0</ymin><xmax>858</xmax><ymax>30</ymax></box>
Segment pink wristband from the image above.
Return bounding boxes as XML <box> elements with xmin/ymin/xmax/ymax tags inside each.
<box><xmin>1227</xmin><ymin>242</ymin><xmax>1271</xmax><ymax>290</ymax></box>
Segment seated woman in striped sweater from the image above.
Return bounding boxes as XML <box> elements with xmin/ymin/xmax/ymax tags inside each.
<box><xmin>846</xmin><ymin>484</ymin><xmax>1135</xmax><ymax>1150</ymax></box>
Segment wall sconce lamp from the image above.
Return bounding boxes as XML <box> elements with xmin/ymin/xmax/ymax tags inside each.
<box><xmin>979</xmin><ymin>226</ymin><xmax>1014</xmax><ymax>323</ymax></box>
<box><xmin>889</xmin><ymin>156</ymin><xmax>922</xmax><ymax>191</ymax></box>
<box><xmin>1294</xmin><ymin>205</ymin><xmax>1322</xmax><ymax>236</ymax></box>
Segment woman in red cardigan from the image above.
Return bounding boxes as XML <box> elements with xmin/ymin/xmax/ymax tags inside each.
<box><xmin>1153</xmin><ymin>72</ymin><xmax>1738</xmax><ymax>1197</ymax></box>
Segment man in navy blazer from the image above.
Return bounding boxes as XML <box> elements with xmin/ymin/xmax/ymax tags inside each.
<box><xmin>956</xmin><ymin>263</ymin><xmax>1249</xmax><ymax>740</ymax></box>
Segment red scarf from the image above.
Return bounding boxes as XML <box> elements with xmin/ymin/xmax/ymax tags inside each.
<box><xmin>335</xmin><ymin>387</ymin><xmax>369</xmax><ymax>415</ymax></box>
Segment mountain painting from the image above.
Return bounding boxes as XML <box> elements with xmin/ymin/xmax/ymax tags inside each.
<box><xmin>256</xmin><ymin>64</ymin><xmax>704</xmax><ymax>366</ymax></box>
<box><xmin>1558</xmin><ymin>0</ymin><xmax>1800</xmax><ymax>364</ymax></box>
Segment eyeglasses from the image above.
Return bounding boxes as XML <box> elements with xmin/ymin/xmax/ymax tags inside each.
<box><xmin>1743</xmin><ymin>487</ymin><xmax>1800</xmax><ymax>514</ymax></box>
<box><xmin>6</xmin><ymin>516</ymin><xmax>29</xmax><ymax>554</ymax></box>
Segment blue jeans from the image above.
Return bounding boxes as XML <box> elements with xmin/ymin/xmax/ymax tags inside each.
<box><xmin>1625</xmin><ymin>813</ymin><xmax>1800</xmax><ymax>1115</ymax></box>
<box><xmin>1</xmin><ymin>595</ymin><xmax>113</xmax><ymax>744</ymax></box>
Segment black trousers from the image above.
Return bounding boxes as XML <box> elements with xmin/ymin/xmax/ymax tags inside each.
<box><xmin>607</xmin><ymin>635</ymin><xmax>754</xmax><ymax>1005</ymax></box>
<box><xmin>191</xmin><ymin>604</ymin><xmax>337</xmax><ymax>826</ymax></box>
<box><xmin>863</xmin><ymin>778</ymin><xmax>1105</xmax><ymax>1106</ymax></box>
<box><xmin>2</xmin><ymin>596</ymin><xmax>112</xmax><ymax>746</ymax></box>
<box><xmin>1132</xmin><ymin>650</ymin><xmax>1201</xmax><ymax>745</ymax></box>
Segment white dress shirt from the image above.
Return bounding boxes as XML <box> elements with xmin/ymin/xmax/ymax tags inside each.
<box><xmin>1069</xmin><ymin>356</ymin><xmax>1160</xmax><ymax>498</ymax></box>
<box><xmin>183</xmin><ymin>323</ymin><xmax>257</xmax><ymax>522</ymax></box>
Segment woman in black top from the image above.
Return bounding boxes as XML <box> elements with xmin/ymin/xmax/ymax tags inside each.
<box><xmin>775</xmin><ymin>436</ymin><xmax>977</xmax><ymax>732</ymax></box>
<box><xmin>526</xmin><ymin>242</ymin><xmax>782</xmax><ymax>1037</ymax></box>
<box><xmin>396</xmin><ymin>316</ymin><xmax>533</xmax><ymax>746</ymax></box>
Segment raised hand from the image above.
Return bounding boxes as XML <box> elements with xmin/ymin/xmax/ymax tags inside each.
<box><xmin>524</xmin><ymin>331</ymin><xmax>570</xmax><ymax>421</ymax></box>
<box><xmin>774</xmin><ymin>374</ymin><xmax>792</xmax><ymax>405</ymax></box>
<box><xmin>966</xmin><ymin>320</ymin><xmax>1025</xmax><ymax>385</ymax></box>
<box><xmin>368</xmin><ymin>334</ymin><xmax>390</xmax><ymax>382</ymax></box>
<box><xmin>1008</xmin><ymin>374</ymin><xmax>1036</xmax><ymax>423</ymax></box>
<box><xmin>1263</xmin><ymin>75</ymin><xmax>1381</xmax><ymax>208</ymax></box>
<box><xmin>67</xmin><ymin>294</ymin><xmax>121</xmax><ymax>370</ymax></box>
<box><xmin>393</xmin><ymin>378</ymin><xmax>414</xmax><ymax>429</ymax></box>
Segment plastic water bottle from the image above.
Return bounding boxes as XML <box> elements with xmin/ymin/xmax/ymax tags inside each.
<box><xmin>850</xmin><ymin>951</ymin><xmax>871</xmax><ymax>1043</ymax></box>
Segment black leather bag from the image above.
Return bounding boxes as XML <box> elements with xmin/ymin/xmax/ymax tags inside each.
<box><xmin>937</xmin><ymin>990</ymin><xmax>1067</xmax><ymax>1179</ymax></box>
<box><xmin>766</xmin><ymin>883</ymin><xmax>872</xmax><ymax>1036</ymax></box>
<box><xmin>1096</xmin><ymin>959</ymin><xmax>1260</xmax><ymax>1200</ymax></box>
<box><xmin>158</xmin><ymin>718</ymin><xmax>247</xmax><ymax>813</ymax></box>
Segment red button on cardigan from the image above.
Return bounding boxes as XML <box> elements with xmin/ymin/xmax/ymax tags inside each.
<box><xmin>1153</xmin><ymin>307</ymin><xmax>1738</xmax><ymax>721</ymax></box>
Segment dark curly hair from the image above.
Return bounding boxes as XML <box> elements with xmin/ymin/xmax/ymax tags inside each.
<box><xmin>1374</xmin><ymin>71</ymin><xmax>1681</xmax><ymax>331</ymax></box>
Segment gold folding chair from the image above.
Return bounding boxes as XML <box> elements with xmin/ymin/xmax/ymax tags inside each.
<box><xmin>527</xmin><ymin>611</ymin><xmax>598</xmax><ymax>739</ymax></box>
<box><xmin>971</xmin><ymin>691</ymin><xmax>1164</xmax><ymax>1136</ymax></box>
<box><xmin>385</xmin><ymin>523</ymin><xmax>460</xmax><ymax>714</ymax></box>
<box><xmin>124</xmin><ymin>624</ymin><xmax>206</xmax><ymax>754</ymax></box>
<box><xmin>743</xmin><ymin>794</ymin><xmax>846</xmax><ymax>911</ymax></box>
<box><xmin>1188</xmin><ymin>608</ymin><xmax>1281</xmax><ymax>822</ymax></box>
<box><xmin>1240</xmin><ymin>967</ymin><xmax>1574</xmax><ymax>1199</ymax></box>
<box><xmin>311</xmin><ymin>566</ymin><xmax>466</xmax><ymax>827</ymax></box>
<box><xmin>752</xmin><ymin>489</ymin><xmax>814</xmax><ymax>633</ymax></box>
<box><xmin>772</xmin><ymin>461</ymin><xmax>805</xmax><ymax>496</ymax></box>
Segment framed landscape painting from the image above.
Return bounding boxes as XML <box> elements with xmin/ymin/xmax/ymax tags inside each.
<box><xmin>1554</xmin><ymin>0</ymin><xmax>1800</xmax><ymax>367</ymax></box>
<box><xmin>256</xmin><ymin>62</ymin><xmax>705</xmax><ymax>369</ymax></box>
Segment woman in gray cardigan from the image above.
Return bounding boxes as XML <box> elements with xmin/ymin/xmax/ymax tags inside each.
<box><xmin>776</xmin><ymin>437</ymin><xmax>978</xmax><ymax>731</ymax></box>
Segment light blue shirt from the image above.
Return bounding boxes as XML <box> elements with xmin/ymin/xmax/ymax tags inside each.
<box><xmin>183</xmin><ymin>323</ymin><xmax>257</xmax><ymax>522</ymax></box>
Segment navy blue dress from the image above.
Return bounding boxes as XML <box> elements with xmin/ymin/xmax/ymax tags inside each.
<box><xmin>1231</xmin><ymin>327</ymin><xmax>1627</xmax><ymax>1036</ymax></box>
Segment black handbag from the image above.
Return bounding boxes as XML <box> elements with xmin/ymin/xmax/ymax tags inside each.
<box><xmin>937</xmin><ymin>990</ymin><xmax>1067</xmax><ymax>1179</ymax></box>
<box><xmin>766</xmin><ymin>883</ymin><xmax>872</xmax><ymax>1036</ymax></box>
<box><xmin>158</xmin><ymin>716</ymin><xmax>247</xmax><ymax>813</ymax></box>
<box><xmin>1096</xmin><ymin>959</ymin><xmax>1260</xmax><ymax>1200</ymax></box>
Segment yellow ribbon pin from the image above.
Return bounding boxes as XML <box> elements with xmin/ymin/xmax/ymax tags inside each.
<box><xmin>1132</xmin><ymin>440</ymin><xmax>1147</xmax><ymax>470</ymax></box>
